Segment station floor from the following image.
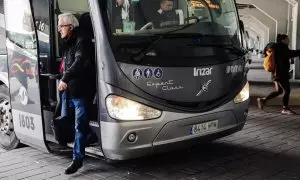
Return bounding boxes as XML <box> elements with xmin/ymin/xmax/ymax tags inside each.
<box><xmin>1</xmin><ymin>105</ymin><xmax>300</xmax><ymax>180</ymax></box>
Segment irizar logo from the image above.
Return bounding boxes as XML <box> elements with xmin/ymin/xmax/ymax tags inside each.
<box><xmin>196</xmin><ymin>80</ymin><xmax>212</xmax><ymax>96</ymax></box>
<box><xmin>194</xmin><ymin>67</ymin><xmax>213</xmax><ymax>76</ymax></box>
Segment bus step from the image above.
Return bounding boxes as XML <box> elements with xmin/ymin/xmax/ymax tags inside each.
<box><xmin>67</xmin><ymin>143</ymin><xmax>104</xmax><ymax>157</ymax></box>
<box><xmin>48</xmin><ymin>142</ymin><xmax>73</xmax><ymax>155</ymax></box>
<box><xmin>89</xmin><ymin>121</ymin><xmax>99</xmax><ymax>127</ymax></box>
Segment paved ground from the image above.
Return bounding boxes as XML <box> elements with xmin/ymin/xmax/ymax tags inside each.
<box><xmin>249</xmin><ymin>82</ymin><xmax>300</xmax><ymax>106</ymax></box>
<box><xmin>1</xmin><ymin>105</ymin><xmax>300</xmax><ymax>180</ymax></box>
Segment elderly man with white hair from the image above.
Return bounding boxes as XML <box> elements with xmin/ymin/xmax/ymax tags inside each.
<box><xmin>57</xmin><ymin>12</ymin><xmax>95</xmax><ymax>174</ymax></box>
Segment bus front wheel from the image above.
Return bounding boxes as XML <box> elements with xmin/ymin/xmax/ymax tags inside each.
<box><xmin>0</xmin><ymin>85</ymin><xmax>20</xmax><ymax>150</ymax></box>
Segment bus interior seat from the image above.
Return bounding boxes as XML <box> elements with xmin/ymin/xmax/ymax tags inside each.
<box><xmin>139</xmin><ymin>0</ymin><xmax>161</xmax><ymax>24</ymax></box>
<box><xmin>78</xmin><ymin>12</ymin><xmax>94</xmax><ymax>40</ymax></box>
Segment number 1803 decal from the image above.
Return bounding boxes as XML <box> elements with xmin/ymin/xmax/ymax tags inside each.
<box><xmin>19</xmin><ymin>114</ymin><xmax>35</xmax><ymax>130</ymax></box>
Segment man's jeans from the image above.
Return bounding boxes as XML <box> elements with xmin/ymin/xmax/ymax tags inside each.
<box><xmin>61</xmin><ymin>91</ymin><xmax>87</xmax><ymax>161</ymax></box>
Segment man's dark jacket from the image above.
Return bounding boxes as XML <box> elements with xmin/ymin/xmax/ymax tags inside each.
<box><xmin>153</xmin><ymin>10</ymin><xmax>178</xmax><ymax>28</ymax></box>
<box><xmin>272</xmin><ymin>43</ymin><xmax>300</xmax><ymax>81</ymax></box>
<box><xmin>61</xmin><ymin>28</ymin><xmax>95</xmax><ymax>98</ymax></box>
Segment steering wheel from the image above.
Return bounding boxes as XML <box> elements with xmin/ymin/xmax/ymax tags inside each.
<box><xmin>140</xmin><ymin>22</ymin><xmax>154</xmax><ymax>30</ymax></box>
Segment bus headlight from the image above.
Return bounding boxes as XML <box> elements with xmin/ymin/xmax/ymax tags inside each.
<box><xmin>234</xmin><ymin>82</ymin><xmax>249</xmax><ymax>104</ymax></box>
<box><xmin>106</xmin><ymin>95</ymin><xmax>162</xmax><ymax>121</ymax></box>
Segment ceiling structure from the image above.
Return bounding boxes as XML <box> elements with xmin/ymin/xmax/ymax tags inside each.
<box><xmin>235</xmin><ymin>0</ymin><xmax>300</xmax><ymax>79</ymax></box>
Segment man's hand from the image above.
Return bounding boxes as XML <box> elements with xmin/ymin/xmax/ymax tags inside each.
<box><xmin>58</xmin><ymin>80</ymin><xmax>67</xmax><ymax>91</ymax></box>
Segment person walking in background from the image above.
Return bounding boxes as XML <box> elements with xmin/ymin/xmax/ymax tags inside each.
<box><xmin>257</xmin><ymin>34</ymin><xmax>300</xmax><ymax>114</ymax></box>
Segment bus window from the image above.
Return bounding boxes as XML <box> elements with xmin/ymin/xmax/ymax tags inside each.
<box><xmin>110</xmin><ymin>0</ymin><xmax>240</xmax><ymax>37</ymax></box>
<box><xmin>0</xmin><ymin>0</ymin><xmax>6</xmax><ymax>55</ymax></box>
<box><xmin>57</xmin><ymin>0</ymin><xmax>89</xmax><ymax>13</ymax></box>
<box><xmin>55</xmin><ymin>0</ymin><xmax>90</xmax><ymax>57</ymax></box>
<box><xmin>31</xmin><ymin>0</ymin><xmax>52</xmax><ymax>75</ymax></box>
<box><xmin>107</xmin><ymin>0</ymin><xmax>242</xmax><ymax>67</ymax></box>
<box><xmin>32</xmin><ymin>0</ymin><xmax>50</xmax><ymax>54</ymax></box>
<box><xmin>4</xmin><ymin>0</ymin><xmax>37</xmax><ymax>54</ymax></box>
<box><xmin>0</xmin><ymin>0</ymin><xmax>7</xmax><ymax>74</ymax></box>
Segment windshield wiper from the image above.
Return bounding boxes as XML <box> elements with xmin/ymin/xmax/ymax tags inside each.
<box><xmin>131</xmin><ymin>20</ymin><xmax>200</xmax><ymax>63</ymax></box>
<box><xmin>218</xmin><ymin>43</ymin><xmax>246</xmax><ymax>56</ymax></box>
<box><xmin>190</xmin><ymin>42</ymin><xmax>246</xmax><ymax>56</ymax></box>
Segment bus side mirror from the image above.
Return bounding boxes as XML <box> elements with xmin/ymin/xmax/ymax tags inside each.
<box><xmin>245</xmin><ymin>53</ymin><xmax>252</xmax><ymax>65</ymax></box>
<box><xmin>247</xmin><ymin>58</ymin><xmax>252</xmax><ymax>65</ymax></box>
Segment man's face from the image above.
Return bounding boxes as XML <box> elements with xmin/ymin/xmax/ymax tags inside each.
<box><xmin>58</xmin><ymin>18</ymin><xmax>72</xmax><ymax>39</ymax></box>
<box><xmin>282</xmin><ymin>37</ymin><xmax>289</xmax><ymax>46</ymax></box>
<box><xmin>117</xmin><ymin>0</ymin><xmax>124</xmax><ymax>6</ymax></box>
<box><xmin>161</xmin><ymin>1</ymin><xmax>173</xmax><ymax>11</ymax></box>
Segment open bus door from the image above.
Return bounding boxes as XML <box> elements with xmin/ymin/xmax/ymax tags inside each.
<box><xmin>4</xmin><ymin>0</ymin><xmax>49</xmax><ymax>152</ymax></box>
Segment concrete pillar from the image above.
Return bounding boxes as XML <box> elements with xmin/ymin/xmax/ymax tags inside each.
<box><xmin>246</xmin><ymin>28</ymin><xmax>262</xmax><ymax>50</ymax></box>
<box><xmin>241</xmin><ymin>15</ymin><xmax>269</xmax><ymax>48</ymax></box>
<box><xmin>294</xmin><ymin>2</ymin><xmax>300</xmax><ymax>79</ymax></box>
<box><xmin>238</xmin><ymin>0</ymin><xmax>289</xmax><ymax>37</ymax></box>
<box><xmin>239</xmin><ymin>8</ymin><xmax>276</xmax><ymax>42</ymax></box>
<box><xmin>245</xmin><ymin>26</ymin><xmax>265</xmax><ymax>50</ymax></box>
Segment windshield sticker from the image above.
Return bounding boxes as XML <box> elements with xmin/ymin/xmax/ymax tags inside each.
<box><xmin>147</xmin><ymin>80</ymin><xmax>174</xmax><ymax>88</ymax></box>
<box><xmin>147</xmin><ymin>80</ymin><xmax>184</xmax><ymax>91</ymax></box>
<box><xmin>154</xmin><ymin>68</ymin><xmax>163</xmax><ymax>79</ymax></box>
<box><xmin>132</xmin><ymin>67</ymin><xmax>163</xmax><ymax>80</ymax></box>
<box><xmin>196</xmin><ymin>80</ymin><xmax>212</xmax><ymax>96</ymax></box>
<box><xmin>144</xmin><ymin>68</ymin><xmax>153</xmax><ymax>79</ymax></box>
<box><xmin>194</xmin><ymin>67</ymin><xmax>213</xmax><ymax>77</ymax></box>
<box><xmin>162</xmin><ymin>85</ymin><xmax>184</xmax><ymax>91</ymax></box>
<box><xmin>133</xmin><ymin>68</ymin><xmax>142</xmax><ymax>79</ymax></box>
<box><xmin>226</xmin><ymin>65</ymin><xmax>243</xmax><ymax>74</ymax></box>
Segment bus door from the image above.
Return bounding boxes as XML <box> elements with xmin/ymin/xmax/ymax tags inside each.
<box><xmin>4</xmin><ymin>0</ymin><xmax>49</xmax><ymax>152</ymax></box>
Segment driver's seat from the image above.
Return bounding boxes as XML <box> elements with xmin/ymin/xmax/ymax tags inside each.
<box><xmin>139</xmin><ymin>0</ymin><xmax>161</xmax><ymax>26</ymax></box>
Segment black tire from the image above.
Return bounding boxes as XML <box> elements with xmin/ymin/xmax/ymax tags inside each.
<box><xmin>0</xmin><ymin>85</ymin><xmax>20</xmax><ymax>150</ymax></box>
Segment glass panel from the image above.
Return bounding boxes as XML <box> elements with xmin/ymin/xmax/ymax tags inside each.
<box><xmin>103</xmin><ymin>0</ymin><xmax>244</xmax><ymax>66</ymax></box>
<box><xmin>0</xmin><ymin>12</ymin><xmax>6</xmax><ymax>54</ymax></box>
<box><xmin>4</xmin><ymin>0</ymin><xmax>37</xmax><ymax>55</ymax></box>
<box><xmin>107</xmin><ymin>0</ymin><xmax>240</xmax><ymax>38</ymax></box>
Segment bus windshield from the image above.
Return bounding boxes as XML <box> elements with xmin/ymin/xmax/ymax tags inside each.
<box><xmin>106</xmin><ymin>0</ymin><xmax>243</xmax><ymax>66</ymax></box>
<box><xmin>109</xmin><ymin>0</ymin><xmax>240</xmax><ymax>37</ymax></box>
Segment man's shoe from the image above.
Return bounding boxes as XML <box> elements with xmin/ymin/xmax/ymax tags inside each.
<box><xmin>257</xmin><ymin>98</ymin><xmax>265</xmax><ymax>110</ymax></box>
<box><xmin>64</xmin><ymin>160</ymin><xmax>83</xmax><ymax>174</ymax></box>
<box><xmin>281</xmin><ymin>108</ymin><xmax>297</xmax><ymax>115</ymax></box>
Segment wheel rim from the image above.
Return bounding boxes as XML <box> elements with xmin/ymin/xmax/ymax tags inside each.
<box><xmin>0</xmin><ymin>99</ymin><xmax>13</xmax><ymax>136</ymax></box>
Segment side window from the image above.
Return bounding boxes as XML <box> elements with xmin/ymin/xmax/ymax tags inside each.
<box><xmin>4</xmin><ymin>0</ymin><xmax>37</xmax><ymax>56</ymax></box>
<box><xmin>32</xmin><ymin>0</ymin><xmax>50</xmax><ymax>54</ymax></box>
<box><xmin>0</xmin><ymin>0</ymin><xmax>4</xmax><ymax>14</ymax></box>
<box><xmin>0</xmin><ymin>0</ymin><xmax>6</xmax><ymax>54</ymax></box>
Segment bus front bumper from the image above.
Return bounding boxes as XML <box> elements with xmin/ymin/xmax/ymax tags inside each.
<box><xmin>100</xmin><ymin>100</ymin><xmax>249</xmax><ymax>161</ymax></box>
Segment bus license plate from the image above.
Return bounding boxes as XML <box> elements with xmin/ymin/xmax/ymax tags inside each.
<box><xmin>191</xmin><ymin>120</ymin><xmax>218</xmax><ymax>135</ymax></box>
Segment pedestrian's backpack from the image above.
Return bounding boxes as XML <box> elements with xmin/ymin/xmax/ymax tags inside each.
<box><xmin>263</xmin><ymin>42</ymin><xmax>276</xmax><ymax>72</ymax></box>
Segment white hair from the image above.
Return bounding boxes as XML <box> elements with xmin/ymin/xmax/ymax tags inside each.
<box><xmin>58</xmin><ymin>13</ymin><xmax>79</xmax><ymax>28</ymax></box>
